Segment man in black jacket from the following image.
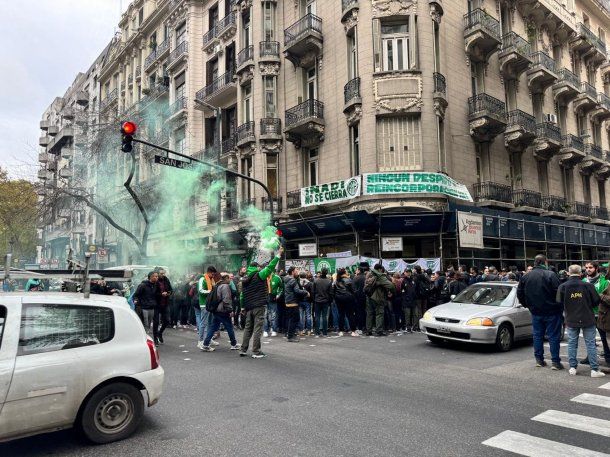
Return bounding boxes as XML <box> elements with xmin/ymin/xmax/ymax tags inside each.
<box><xmin>155</xmin><ymin>268</ymin><xmax>173</xmax><ymax>344</ymax></box>
<box><xmin>313</xmin><ymin>268</ymin><xmax>332</xmax><ymax>336</ymax></box>
<box><xmin>352</xmin><ymin>262</ymin><xmax>369</xmax><ymax>333</ymax></box>
<box><xmin>557</xmin><ymin>265</ymin><xmax>605</xmax><ymax>377</ymax></box>
<box><xmin>517</xmin><ymin>254</ymin><xmax>563</xmax><ymax>369</ymax></box>
<box><xmin>284</xmin><ymin>266</ymin><xmax>309</xmax><ymax>342</ymax></box>
<box><xmin>133</xmin><ymin>271</ymin><xmax>159</xmax><ymax>342</ymax></box>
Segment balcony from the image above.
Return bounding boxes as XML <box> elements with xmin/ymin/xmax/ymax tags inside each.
<box><xmin>566</xmin><ymin>201</ymin><xmax>591</xmax><ymax>221</ymax></box>
<box><xmin>533</xmin><ymin>122</ymin><xmax>562</xmax><ymax>160</ymax></box>
<box><xmin>75</xmin><ymin>91</ymin><xmax>88</xmax><ymax>106</ymax></box>
<box><xmin>499</xmin><ymin>32</ymin><xmax>532</xmax><ymax>80</ymax></box>
<box><xmin>580</xmin><ymin>143</ymin><xmax>605</xmax><ymax>173</ymax></box>
<box><xmin>61</xmin><ymin>107</ymin><xmax>74</xmax><ymax>120</ymax></box>
<box><xmin>432</xmin><ymin>72</ymin><xmax>448</xmax><ymax>118</ymax></box>
<box><xmin>100</xmin><ymin>88</ymin><xmax>118</xmax><ymax>112</ymax></box>
<box><xmin>574</xmin><ymin>81</ymin><xmax>599</xmax><ymax>114</ymax></box>
<box><xmin>472</xmin><ymin>181</ymin><xmax>513</xmax><ymax>209</ymax></box>
<box><xmin>597</xmin><ymin>151</ymin><xmax>610</xmax><ymax>180</ymax></box>
<box><xmin>221</xmin><ymin>137</ymin><xmax>236</xmax><ymax>156</ymax></box>
<box><xmin>47</xmin><ymin>161</ymin><xmax>57</xmax><ymax>172</ymax></box>
<box><xmin>167</xmin><ymin>41</ymin><xmax>188</xmax><ymax>70</ymax></box>
<box><xmin>260</xmin><ymin>41</ymin><xmax>280</xmax><ymax>63</ymax></box>
<box><xmin>260</xmin><ymin>118</ymin><xmax>282</xmax><ymax>153</ymax></box>
<box><xmin>222</xmin><ymin>205</ymin><xmax>240</xmax><ymax>222</ymax></box>
<box><xmin>135</xmin><ymin>65</ymin><xmax>141</xmax><ymax>81</ymax></box>
<box><xmin>341</xmin><ymin>0</ymin><xmax>359</xmax><ymax>23</ymax></box>
<box><xmin>593</xmin><ymin>93</ymin><xmax>610</xmax><ymax>122</ymax></box>
<box><xmin>196</xmin><ymin>71</ymin><xmax>236</xmax><ymax>107</ymax></box>
<box><xmin>217</xmin><ymin>12</ymin><xmax>237</xmax><ymax>41</ymax></box>
<box><xmin>49</xmin><ymin>125</ymin><xmax>60</xmax><ymax>136</ymax></box>
<box><xmin>37</xmin><ymin>169</ymin><xmax>49</xmax><ymax>181</ymax></box>
<box><xmin>542</xmin><ymin>195</ymin><xmax>568</xmax><ymax>217</ymax></box>
<box><xmin>512</xmin><ymin>189</ymin><xmax>543</xmax><ymax>214</ymax></box>
<box><xmin>236</xmin><ymin>45</ymin><xmax>255</xmax><ymax>83</ymax></box>
<box><xmin>38</xmin><ymin>152</ymin><xmax>49</xmax><ymax>163</ymax></box>
<box><xmin>284</xmin><ymin>14</ymin><xmax>323</xmax><ymax>67</ymax></box>
<box><xmin>120</xmin><ymin>81</ymin><xmax>125</xmax><ymax>93</ymax></box>
<box><xmin>285</xmin><ymin>99</ymin><xmax>325</xmax><ymax>147</ymax></box>
<box><xmin>236</xmin><ymin>121</ymin><xmax>255</xmax><ymax>147</ymax></box>
<box><xmin>167</xmin><ymin>96</ymin><xmax>187</xmax><ymax>120</ymax></box>
<box><xmin>552</xmin><ymin>68</ymin><xmax>580</xmax><ymax>103</ymax></box>
<box><xmin>467</xmin><ymin>93</ymin><xmax>507</xmax><ymax>142</ymax></box>
<box><xmin>128</xmin><ymin>74</ymin><xmax>134</xmax><ymax>86</ymax></box>
<box><xmin>58</xmin><ymin>168</ymin><xmax>73</xmax><ymax>179</ymax></box>
<box><xmin>463</xmin><ymin>8</ymin><xmax>501</xmax><ymax>64</ymax></box>
<box><xmin>202</xmin><ymin>27</ymin><xmax>219</xmax><ymax>53</ymax></box>
<box><xmin>504</xmin><ymin>110</ymin><xmax>536</xmax><ymax>152</ymax></box>
<box><xmin>592</xmin><ymin>206</ymin><xmax>610</xmax><ymax>223</ymax></box>
<box><xmin>343</xmin><ymin>77</ymin><xmax>362</xmax><ymax>114</ymax></box>
<box><xmin>527</xmin><ymin>51</ymin><xmax>557</xmax><ymax>93</ymax></box>
<box><xmin>262</xmin><ymin>197</ymin><xmax>283</xmax><ymax>213</ymax></box>
<box><xmin>40</xmin><ymin>119</ymin><xmax>50</xmax><ymax>130</ymax></box>
<box><xmin>558</xmin><ymin>134</ymin><xmax>585</xmax><ymax>166</ymax></box>
<box><xmin>47</xmin><ymin>126</ymin><xmax>74</xmax><ymax>155</ymax></box>
<box><xmin>571</xmin><ymin>23</ymin><xmax>607</xmax><ymax>66</ymax></box>
<box><xmin>286</xmin><ymin>189</ymin><xmax>301</xmax><ymax>210</ymax></box>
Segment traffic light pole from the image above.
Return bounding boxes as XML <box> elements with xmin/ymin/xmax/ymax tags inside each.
<box><xmin>131</xmin><ymin>137</ymin><xmax>275</xmax><ymax>222</ymax></box>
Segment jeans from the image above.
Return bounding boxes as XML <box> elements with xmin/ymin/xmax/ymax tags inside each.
<box><xmin>153</xmin><ymin>305</ymin><xmax>169</xmax><ymax>339</ymax></box>
<box><xmin>314</xmin><ymin>301</ymin><xmax>330</xmax><ymax>335</ymax></box>
<box><xmin>264</xmin><ymin>299</ymin><xmax>278</xmax><ymax>332</ymax></box>
<box><xmin>403</xmin><ymin>305</ymin><xmax>420</xmax><ymax>330</ymax></box>
<box><xmin>285</xmin><ymin>306</ymin><xmax>300</xmax><ymax>339</ymax></box>
<box><xmin>331</xmin><ymin>302</ymin><xmax>340</xmax><ymax>330</ymax></box>
<box><xmin>142</xmin><ymin>309</ymin><xmax>155</xmax><ymax>334</ymax></box>
<box><xmin>299</xmin><ymin>301</ymin><xmax>313</xmax><ymax>332</ymax></box>
<box><xmin>568</xmin><ymin>326</ymin><xmax>599</xmax><ymax>371</ymax></box>
<box><xmin>599</xmin><ymin>329</ymin><xmax>610</xmax><ymax>361</ymax></box>
<box><xmin>194</xmin><ymin>308</ymin><xmax>212</xmax><ymax>342</ymax></box>
<box><xmin>242</xmin><ymin>306</ymin><xmax>266</xmax><ymax>354</ymax></box>
<box><xmin>335</xmin><ymin>296</ymin><xmax>355</xmax><ymax>332</ymax></box>
<box><xmin>366</xmin><ymin>298</ymin><xmax>385</xmax><ymax>334</ymax></box>
<box><xmin>532</xmin><ymin>314</ymin><xmax>562</xmax><ymax>364</ymax></box>
<box><xmin>204</xmin><ymin>314</ymin><xmax>237</xmax><ymax>347</ymax></box>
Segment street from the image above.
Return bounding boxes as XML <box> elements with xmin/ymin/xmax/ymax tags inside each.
<box><xmin>2</xmin><ymin>328</ymin><xmax>610</xmax><ymax>456</ymax></box>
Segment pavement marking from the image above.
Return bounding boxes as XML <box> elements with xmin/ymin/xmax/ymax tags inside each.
<box><xmin>183</xmin><ymin>358</ymin><xmax>191</xmax><ymax>361</ymax></box>
<box><xmin>182</xmin><ymin>350</ymin><xmax>189</xmax><ymax>353</ymax></box>
<box><xmin>389</xmin><ymin>340</ymin><xmax>397</xmax><ymax>343</ymax></box>
<box><xmin>179</xmin><ymin>345</ymin><xmax>185</xmax><ymax>348</ymax></box>
<box><xmin>482</xmin><ymin>430</ymin><xmax>608</xmax><ymax>456</ymax></box>
<box><xmin>263</xmin><ymin>341</ymin><xmax>270</xmax><ymax>344</ymax></box>
<box><xmin>571</xmin><ymin>393</ymin><xmax>610</xmax><ymax>409</ymax></box>
<box><xmin>309</xmin><ymin>344</ymin><xmax>316</xmax><ymax>347</ymax></box>
<box><xmin>599</xmin><ymin>382</ymin><xmax>610</xmax><ymax>390</ymax></box>
<box><xmin>532</xmin><ymin>410</ymin><xmax>610</xmax><ymax>438</ymax></box>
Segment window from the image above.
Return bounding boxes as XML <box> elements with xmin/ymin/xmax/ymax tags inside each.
<box><xmin>243</xmin><ymin>83</ymin><xmax>253</xmax><ymax>122</ymax></box>
<box><xmin>305</xmin><ymin>0</ymin><xmax>316</xmax><ymax>15</ymax></box>
<box><xmin>242</xmin><ymin>11</ymin><xmax>251</xmax><ymax>48</ymax></box>
<box><xmin>175</xmin><ymin>72</ymin><xmax>186</xmax><ymax>100</ymax></box>
<box><xmin>583</xmin><ymin>174</ymin><xmax>592</xmax><ymax>205</ymax></box>
<box><xmin>537</xmin><ymin>160</ymin><xmax>549</xmax><ymax>195</ymax></box>
<box><xmin>266</xmin><ymin>154</ymin><xmax>278</xmax><ymax>198</ymax></box>
<box><xmin>176</xmin><ymin>22</ymin><xmax>186</xmax><ymax>46</ymax></box>
<box><xmin>306</xmin><ymin>148</ymin><xmax>319</xmax><ymax>186</ymax></box>
<box><xmin>306</xmin><ymin>67</ymin><xmax>317</xmax><ymax>100</ymax></box>
<box><xmin>138</xmin><ymin>8</ymin><xmax>144</xmax><ymax>26</ymax></box>
<box><xmin>347</xmin><ymin>31</ymin><xmax>358</xmax><ymax>79</ymax></box>
<box><xmin>381</xmin><ymin>21</ymin><xmax>410</xmax><ymax>71</ymax></box>
<box><xmin>598</xmin><ymin>180</ymin><xmax>606</xmax><ymax>208</ymax></box>
<box><xmin>241</xmin><ymin>157</ymin><xmax>253</xmax><ymax>200</ymax></box>
<box><xmin>562</xmin><ymin>167</ymin><xmax>575</xmax><ymax>202</ymax></box>
<box><xmin>19</xmin><ymin>304</ymin><xmax>114</xmax><ymax>356</ymax></box>
<box><xmin>175</xmin><ymin>127</ymin><xmax>186</xmax><ymax>153</ymax></box>
<box><xmin>349</xmin><ymin>123</ymin><xmax>360</xmax><ymax>175</ymax></box>
<box><xmin>263</xmin><ymin>1</ymin><xmax>275</xmax><ymax>41</ymax></box>
<box><xmin>376</xmin><ymin>116</ymin><xmax>422</xmax><ymax>171</ymax></box>
<box><xmin>209</xmin><ymin>4</ymin><xmax>219</xmax><ymax>30</ymax></box>
<box><xmin>263</xmin><ymin>76</ymin><xmax>276</xmax><ymax>117</ymax></box>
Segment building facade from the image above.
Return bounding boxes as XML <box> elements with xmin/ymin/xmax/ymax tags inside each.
<box><xmin>37</xmin><ymin>0</ymin><xmax>610</xmax><ymax>271</ymax></box>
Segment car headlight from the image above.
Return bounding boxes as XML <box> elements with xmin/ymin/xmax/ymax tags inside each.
<box><xmin>466</xmin><ymin>317</ymin><xmax>494</xmax><ymax>326</ymax></box>
<box><xmin>422</xmin><ymin>311</ymin><xmax>433</xmax><ymax>320</ymax></box>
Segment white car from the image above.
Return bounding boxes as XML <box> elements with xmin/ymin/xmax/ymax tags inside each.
<box><xmin>0</xmin><ymin>292</ymin><xmax>164</xmax><ymax>444</ymax></box>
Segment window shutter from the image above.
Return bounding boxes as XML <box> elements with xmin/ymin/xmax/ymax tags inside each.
<box><xmin>175</xmin><ymin>71</ymin><xmax>186</xmax><ymax>87</ymax></box>
<box><xmin>372</xmin><ymin>19</ymin><xmax>381</xmax><ymax>72</ymax></box>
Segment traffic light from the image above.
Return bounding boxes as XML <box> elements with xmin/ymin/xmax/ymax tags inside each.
<box><xmin>120</xmin><ymin>121</ymin><xmax>137</xmax><ymax>152</ymax></box>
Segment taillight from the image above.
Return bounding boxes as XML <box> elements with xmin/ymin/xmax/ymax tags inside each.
<box><xmin>146</xmin><ymin>337</ymin><xmax>159</xmax><ymax>370</ymax></box>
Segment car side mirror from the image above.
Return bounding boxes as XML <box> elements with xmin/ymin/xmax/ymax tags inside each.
<box><xmin>515</xmin><ymin>302</ymin><xmax>523</xmax><ymax>308</ymax></box>
<box><xmin>450</xmin><ymin>295</ymin><xmax>456</xmax><ymax>300</ymax></box>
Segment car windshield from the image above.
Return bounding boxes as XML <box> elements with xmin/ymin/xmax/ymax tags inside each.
<box><xmin>452</xmin><ymin>284</ymin><xmax>515</xmax><ymax>307</ymax></box>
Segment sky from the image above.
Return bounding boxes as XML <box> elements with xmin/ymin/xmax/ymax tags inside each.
<box><xmin>0</xmin><ymin>1</ymin><xmax>126</xmax><ymax>180</ymax></box>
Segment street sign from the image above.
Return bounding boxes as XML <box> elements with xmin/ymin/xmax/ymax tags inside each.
<box><xmin>97</xmin><ymin>248</ymin><xmax>109</xmax><ymax>264</ymax></box>
<box><xmin>88</xmin><ymin>245</ymin><xmax>97</xmax><ymax>253</ymax></box>
<box><xmin>154</xmin><ymin>155</ymin><xmax>197</xmax><ymax>171</ymax></box>
<box><xmin>382</xmin><ymin>237</ymin><xmax>403</xmax><ymax>252</ymax></box>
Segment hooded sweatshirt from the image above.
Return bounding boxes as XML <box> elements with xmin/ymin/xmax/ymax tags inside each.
<box><xmin>242</xmin><ymin>255</ymin><xmax>280</xmax><ymax>311</ymax></box>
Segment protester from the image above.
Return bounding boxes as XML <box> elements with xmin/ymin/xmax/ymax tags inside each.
<box><xmin>201</xmin><ymin>273</ymin><xmax>241</xmax><ymax>352</ymax></box>
<box><xmin>284</xmin><ymin>266</ymin><xmax>309</xmax><ymax>342</ymax></box>
<box><xmin>25</xmin><ymin>278</ymin><xmax>43</xmax><ymax>291</ymax></box>
<box><xmin>413</xmin><ymin>265</ymin><xmax>430</xmax><ymax>315</ymax></box>
<box><xmin>263</xmin><ymin>269</ymin><xmax>283</xmax><ymax>337</ymax></box>
<box><xmin>240</xmin><ymin>247</ymin><xmax>283</xmax><ymax>358</ymax></box>
<box><xmin>582</xmin><ymin>261</ymin><xmax>610</xmax><ymax>366</ymax></box>
<box><xmin>365</xmin><ymin>264</ymin><xmax>395</xmax><ymax>336</ymax></box>
<box><xmin>133</xmin><ymin>271</ymin><xmax>159</xmax><ymax>342</ymax></box>
<box><xmin>313</xmin><ymin>268</ymin><xmax>332</xmax><ymax>337</ymax></box>
<box><xmin>333</xmin><ymin>268</ymin><xmax>357</xmax><ymax>337</ymax></box>
<box><xmin>517</xmin><ymin>254</ymin><xmax>563</xmax><ymax>369</ymax></box>
<box><xmin>400</xmin><ymin>270</ymin><xmax>418</xmax><ymax>333</ymax></box>
<box><xmin>197</xmin><ymin>266</ymin><xmax>218</xmax><ymax>350</ymax></box>
<box><xmin>557</xmin><ymin>265</ymin><xmax>604</xmax><ymax>377</ymax></box>
<box><xmin>353</xmin><ymin>262</ymin><xmax>369</xmax><ymax>333</ymax></box>
<box><xmin>298</xmin><ymin>272</ymin><xmax>314</xmax><ymax>336</ymax></box>
<box><xmin>154</xmin><ymin>268</ymin><xmax>172</xmax><ymax>344</ymax></box>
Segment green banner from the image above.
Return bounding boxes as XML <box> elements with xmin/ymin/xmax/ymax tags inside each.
<box><xmin>314</xmin><ymin>258</ymin><xmax>337</xmax><ymax>273</ymax></box>
<box><xmin>363</xmin><ymin>172</ymin><xmax>473</xmax><ymax>202</ymax></box>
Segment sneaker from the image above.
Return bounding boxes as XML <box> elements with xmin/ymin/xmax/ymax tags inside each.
<box><xmin>591</xmin><ymin>370</ymin><xmax>606</xmax><ymax>378</ymax></box>
<box><xmin>535</xmin><ymin>359</ymin><xmax>547</xmax><ymax>367</ymax></box>
<box><xmin>271</xmin><ymin>331</ymin><xmax>278</xmax><ymax>337</ymax></box>
<box><xmin>239</xmin><ymin>352</ymin><xmax>248</xmax><ymax>357</ymax></box>
<box><xmin>158</xmin><ymin>334</ymin><xmax>164</xmax><ymax>344</ymax></box>
<box><xmin>580</xmin><ymin>358</ymin><xmax>590</xmax><ymax>365</ymax></box>
<box><xmin>201</xmin><ymin>345</ymin><xmax>215</xmax><ymax>352</ymax></box>
<box><xmin>210</xmin><ymin>340</ymin><xmax>220</xmax><ymax>346</ymax></box>
<box><xmin>197</xmin><ymin>341</ymin><xmax>204</xmax><ymax>350</ymax></box>
<box><xmin>569</xmin><ymin>367</ymin><xmax>577</xmax><ymax>376</ymax></box>
<box><xmin>406</xmin><ymin>327</ymin><xmax>413</xmax><ymax>334</ymax></box>
<box><xmin>252</xmin><ymin>352</ymin><xmax>267</xmax><ymax>359</ymax></box>
<box><xmin>287</xmin><ymin>337</ymin><xmax>300</xmax><ymax>343</ymax></box>
<box><xmin>230</xmin><ymin>344</ymin><xmax>241</xmax><ymax>350</ymax></box>
<box><xmin>339</xmin><ymin>331</ymin><xmax>344</xmax><ymax>337</ymax></box>
<box><xmin>351</xmin><ymin>331</ymin><xmax>357</xmax><ymax>337</ymax></box>
<box><xmin>263</xmin><ymin>331</ymin><xmax>269</xmax><ymax>338</ymax></box>
<box><xmin>315</xmin><ymin>335</ymin><xmax>320</xmax><ymax>338</ymax></box>
<box><xmin>356</xmin><ymin>330</ymin><xmax>363</xmax><ymax>335</ymax></box>
<box><xmin>551</xmin><ymin>362</ymin><xmax>565</xmax><ymax>371</ymax></box>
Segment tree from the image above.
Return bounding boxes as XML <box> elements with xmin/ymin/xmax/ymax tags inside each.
<box><xmin>0</xmin><ymin>168</ymin><xmax>38</xmax><ymax>263</ymax></box>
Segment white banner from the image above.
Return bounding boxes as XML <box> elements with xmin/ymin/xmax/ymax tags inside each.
<box><xmin>382</xmin><ymin>237</ymin><xmax>403</xmax><ymax>252</ymax></box>
<box><xmin>326</xmin><ymin>250</ymin><xmax>353</xmax><ymax>258</ymax></box>
<box><xmin>458</xmin><ymin>211</ymin><xmax>484</xmax><ymax>249</ymax></box>
<box><xmin>298</xmin><ymin>243</ymin><xmax>317</xmax><ymax>257</ymax></box>
<box><xmin>301</xmin><ymin>176</ymin><xmax>361</xmax><ymax>207</ymax></box>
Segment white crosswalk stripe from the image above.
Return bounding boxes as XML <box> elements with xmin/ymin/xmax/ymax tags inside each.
<box><xmin>532</xmin><ymin>410</ymin><xmax>610</xmax><ymax>437</ymax></box>
<box><xmin>599</xmin><ymin>382</ymin><xmax>610</xmax><ymax>390</ymax></box>
<box><xmin>482</xmin><ymin>430</ymin><xmax>608</xmax><ymax>456</ymax></box>
<box><xmin>572</xmin><ymin>393</ymin><xmax>610</xmax><ymax>409</ymax></box>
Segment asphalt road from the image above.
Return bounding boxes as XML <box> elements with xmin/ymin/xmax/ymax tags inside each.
<box><xmin>2</xmin><ymin>327</ymin><xmax>610</xmax><ymax>457</ymax></box>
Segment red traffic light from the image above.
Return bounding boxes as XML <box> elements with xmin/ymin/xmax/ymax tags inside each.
<box><xmin>121</xmin><ymin>121</ymin><xmax>137</xmax><ymax>135</ymax></box>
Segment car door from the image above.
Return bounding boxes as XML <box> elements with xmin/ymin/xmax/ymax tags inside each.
<box><xmin>511</xmin><ymin>293</ymin><xmax>532</xmax><ymax>339</ymax></box>
<box><xmin>0</xmin><ymin>300</ymin><xmax>18</xmax><ymax>418</ymax></box>
<box><xmin>0</xmin><ymin>299</ymin><xmax>85</xmax><ymax>438</ymax></box>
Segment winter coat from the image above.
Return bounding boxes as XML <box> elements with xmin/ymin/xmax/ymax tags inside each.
<box><xmin>400</xmin><ymin>278</ymin><xmax>417</xmax><ymax>309</ymax></box>
<box><xmin>517</xmin><ymin>266</ymin><xmax>561</xmax><ymax>316</ymax></box>
<box><xmin>284</xmin><ymin>276</ymin><xmax>308</xmax><ymax>305</ymax></box>
<box><xmin>133</xmin><ymin>280</ymin><xmax>158</xmax><ymax>310</ymax></box>
<box><xmin>367</xmin><ymin>269</ymin><xmax>395</xmax><ymax>303</ymax></box>
<box><xmin>352</xmin><ymin>272</ymin><xmax>367</xmax><ymax>303</ymax></box>
<box><xmin>598</xmin><ymin>284</ymin><xmax>610</xmax><ymax>332</ymax></box>
<box><xmin>216</xmin><ymin>282</ymin><xmax>234</xmax><ymax>315</ymax></box>
<box><xmin>449</xmin><ymin>280</ymin><xmax>467</xmax><ymax>297</ymax></box>
<box><xmin>156</xmin><ymin>276</ymin><xmax>173</xmax><ymax>307</ymax></box>
<box><xmin>333</xmin><ymin>276</ymin><xmax>355</xmax><ymax>302</ymax></box>
<box><xmin>242</xmin><ymin>255</ymin><xmax>280</xmax><ymax>311</ymax></box>
<box><xmin>557</xmin><ymin>276</ymin><xmax>599</xmax><ymax>328</ymax></box>
<box><xmin>313</xmin><ymin>277</ymin><xmax>333</xmax><ymax>304</ymax></box>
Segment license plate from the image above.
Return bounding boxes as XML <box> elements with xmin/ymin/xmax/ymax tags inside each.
<box><xmin>437</xmin><ymin>327</ymin><xmax>451</xmax><ymax>334</ymax></box>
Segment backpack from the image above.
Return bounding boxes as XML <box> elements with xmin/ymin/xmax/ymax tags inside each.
<box><xmin>363</xmin><ymin>273</ymin><xmax>378</xmax><ymax>297</ymax></box>
<box><xmin>205</xmin><ymin>285</ymin><xmax>222</xmax><ymax>313</ymax></box>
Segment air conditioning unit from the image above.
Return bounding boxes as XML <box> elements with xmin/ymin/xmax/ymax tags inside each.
<box><xmin>213</xmin><ymin>44</ymin><xmax>222</xmax><ymax>55</ymax></box>
<box><xmin>545</xmin><ymin>113</ymin><xmax>558</xmax><ymax>124</ymax></box>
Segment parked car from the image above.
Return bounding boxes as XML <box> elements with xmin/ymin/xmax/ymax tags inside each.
<box><xmin>0</xmin><ymin>292</ymin><xmax>164</xmax><ymax>444</ymax></box>
<box><xmin>419</xmin><ymin>282</ymin><xmax>532</xmax><ymax>351</ymax></box>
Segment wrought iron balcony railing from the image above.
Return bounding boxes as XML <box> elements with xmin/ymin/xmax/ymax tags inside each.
<box><xmin>507</xmin><ymin>110</ymin><xmax>536</xmax><ymax>133</ymax></box>
<box><xmin>501</xmin><ymin>31</ymin><xmax>531</xmax><ymax>56</ymax></box>
<box><xmin>556</xmin><ymin>67</ymin><xmax>580</xmax><ymax>87</ymax></box>
<box><xmin>217</xmin><ymin>12</ymin><xmax>236</xmax><ymax>34</ymax></box>
<box><xmin>344</xmin><ymin>77</ymin><xmax>361</xmax><ymax>105</ymax></box>
<box><xmin>599</xmin><ymin>93</ymin><xmax>610</xmax><ymax>111</ymax></box>
<box><xmin>135</xmin><ymin>66</ymin><xmax>141</xmax><ymax>78</ymax></box>
<box><xmin>581</xmin><ymin>81</ymin><xmax>597</xmax><ymax>100</ymax></box>
<box><xmin>472</xmin><ymin>181</ymin><xmax>512</xmax><ymax>203</ymax></box>
<box><xmin>260</xmin><ymin>118</ymin><xmax>281</xmax><ymax>135</ymax></box>
<box><xmin>285</xmin><ymin>13</ymin><xmax>322</xmax><ymax>48</ymax></box>
<box><xmin>463</xmin><ymin>8</ymin><xmax>501</xmax><ymax>42</ymax></box>
<box><xmin>512</xmin><ymin>189</ymin><xmax>542</xmax><ymax>208</ymax></box>
<box><xmin>433</xmin><ymin>72</ymin><xmax>446</xmax><ymax>95</ymax></box>
<box><xmin>530</xmin><ymin>51</ymin><xmax>556</xmax><ymax>73</ymax></box>
<box><xmin>222</xmin><ymin>136</ymin><xmax>236</xmax><ymax>154</ymax></box>
<box><xmin>168</xmin><ymin>96</ymin><xmax>187</xmax><ymax>116</ymax></box>
<box><xmin>200</xmin><ymin>71</ymin><xmax>235</xmax><ymax>99</ymax></box>
<box><xmin>562</xmin><ymin>134</ymin><xmax>585</xmax><ymax>152</ymax></box>
<box><xmin>285</xmin><ymin>99</ymin><xmax>324</xmax><ymax>127</ymax></box>
<box><xmin>542</xmin><ymin>195</ymin><xmax>567</xmax><ymax>213</ymax></box>
<box><xmin>260</xmin><ymin>40</ymin><xmax>280</xmax><ymax>58</ymax></box>
<box><xmin>236</xmin><ymin>121</ymin><xmax>255</xmax><ymax>143</ymax></box>
<box><xmin>237</xmin><ymin>45</ymin><xmax>254</xmax><ymax>67</ymax></box>
<box><xmin>592</xmin><ymin>206</ymin><xmax>610</xmax><ymax>220</ymax></box>
<box><xmin>342</xmin><ymin>0</ymin><xmax>358</xmax><ymax>12</ymax></box>
<box><xmin>203</xmin><ymin>27</ymin><xmax>218</xmax><ymax>47</ymax></box>
<box><xmin>262</xmin><ymin>197</ymin><xmax>283</xmax><ymax>213</ymax></box>
<box><xmin>168</xmin><ymin>41</ymin><xmax>188</xmax><ymax>66</ymax></box>
<box><xmin>468</xmin><ymin>93</ymin><xmax>507</xmax><ymax>121</ymax></box>
<box><xmin>128</xmin><ymin>74</ymin><xmax>134</xmax><ymax>85</ymax></box>
<box><xmin>578</xmin><ymin>22</ymin><xmax>606</xmax><ymax>54</ymax></box>
<box><xmin>536</xmin><ymin>122</ymin><xmax>562</xmax><ymax>143</ymax></box>
<box><xmin>568</xmin><ymin>201</ymin><xmax>591</xmax><ymax>218</ymax></box>
<box><xmin>287</xmin><ymin>189</ymin><xmax>301</xmax><ymax>209</ymax></box>
<box><xmin>585</xmin><ymin>143</ymin><xmax>603</xmax><ymax>160</ymax></box>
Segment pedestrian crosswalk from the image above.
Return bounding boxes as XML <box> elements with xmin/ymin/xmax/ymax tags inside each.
<box><xmin>483</xmin><ymin>383</ymin><xmax>610</xmax><ymax>456</ymax></box>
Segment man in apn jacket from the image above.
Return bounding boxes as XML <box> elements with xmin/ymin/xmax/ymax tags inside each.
<box><xmin>240</xmin><ymin>246</ymin><xmax>283</xmax><ymax>359</ymax></box>
<box><xmin>365</xmin><ymin>264</ymin><xmax>395</xmax><ymax>336</ymax></box>
<box><xmin>558</xmin><ymin>265</ymin><xmax>605</xmax><ymax>377</ymax></box>
<box><xmin>517</xmin><ymin>254</ymin><xmax>562</xmax><ymax>369</ymax></box>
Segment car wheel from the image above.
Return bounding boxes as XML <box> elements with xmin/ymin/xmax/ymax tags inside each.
<box><xmin>495</xmin><ymin>324</ymin><xmax>514</xmax><ymax>352</ymax></box>
<box><xmin>427</xmin><ymin>335</ymin><xmax>445</xmax><ymax>345</ymax></box>
<box><xmin>78</xmin><ymin>382</ymin><xmax>144</xmax><ymax>444</ymax></box>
